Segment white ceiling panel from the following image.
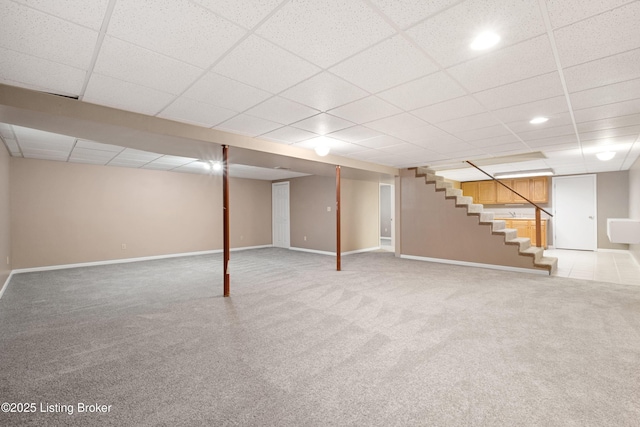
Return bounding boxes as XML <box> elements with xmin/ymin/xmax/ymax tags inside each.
<box><xmin>158</xmin><ymin>97</ymin><xmax>237</xmax><ymax>127</ymax></box>
<box><xmin>244</xmin><ymin>97</ymin><xmax>319</xmax><ymax>126</ymax></box>
<box><xmin>465</xmin><ymin>134</ymin><xmax>521</xmax><ymax>148</ymax></box>
<box><xmin>216</xmin><ymin>114</ymin><xmax>282</xmax><ymax>137</ymax></box>
<box><xmin>281</xmin><ymin>72</ymin><xmax>368</xmax><ymax>112</ymax></box>
<box><xmin>182</xmin><ymin>72</ymin><xmax>272</xmax><ymax>112</ymax></box>
<box><xmin>256</xmin><ymin>0</ymin><xmax>394</xmax><ymax>68</ymax></box>
<box><xmin>365</xmin><ymin>113</ymin><xmax>429</xmax><ymax>135</ymax></box>
<box><xmin>0</xmin><ymin>47</ymin><xmax>86</xmax><ymax>97</ymax></box>
<box><xmin>12</xmin><ymin>0</ymin><xmax>110</xmax><ymax>30</ymax></box>
<box><xmin>563</xmin><ymin>48</ymin><xmax>640</xmax><ymax>93</ymax></box>
<box><xmin>356</xmin><ymin>135</ymin><xmax>407</xmax><ymax>149</ymax></box>
<box><xmin>576</xmin><ymin>113</ymin><xmax>640</xmax><ymax>132</ymax></box>
<box><xmin>0</xmin><ymin>1</ymin><xmax>99</xmax><ymax>69</ymax></box>
<box><xmin>83</xmin><ymin>74</ymin><xmax>176</xmax><ymax>116</ymax></box>
<box><xmin>506</xmin><ymin>113</ymin><xmax>574</xmax><ymax>133</ymax></box>
<box><xmin>114</xmin><ymin>148</ymin><xmax>163</xmax><ymax>162</ymax></box>
<box><xmin>13</xmin><ymin>126</ymin><xmax>75</xmax><ymax>148</ymax></box>
<box><xmin>108</xmin><ymin>0</ymin><xmax>246</xmax><ymax>69</ymax></box>
<box><xmin>2</xmin><ymin>138</ymin><xmax>21</xmax><ymax>154</ymax></box>
<box><xmin>214</xmin><ymin>35</ymin><xmax>320</xmax><ymax>94</ymax></box>
<box><xmin>580</xmin><ymin>125</ymin><xmax>640</xmax><ymax>143</ymax></box>
<box><xmin>447</xmin><ymin>35</ymin><xmax>557</xmax><ymax>93</ymax></box>
<box><xmin>227</xmin><ymin>163</ymin><xmax>311</xmax><ymax>180</ymax></box>
<box><xmin>368</xmin><ymin>0</ymin><xmax>461</xmax><ymax>29</ymax></box>
<box><xmin>20</xmin><ymin>148</ymin><xmax>69</xmax><ymax>161</ymax></box>
<box><xmin>68</xmin><ymin>147</ymin><xmax>118</xmax><ymax>165</ymax></box>
<box><xmin>406</xmin><ymin>0</ymin><xmax>546</xmax><ymax>68</ymax></box>
<box><xmin>398</xmin><ymin>125</ymin><xmax>463</xmax><ymax>147</ymax></box>
<box><xmin>424</xmin><ymin>140</ymin><xmax>482</xmax><ymax>154</ymax></box>
<box><xmin>492</xmin><ymin>96</ymin><xmax>569</xmax><ymax>124</ymax></box>
<box><xmin>292</xmin><ymin>113</ymin><xmax>354</xmax><ymax>135</ymax></box>
<box><xmin>473</xmin><ymin>72</ymin><xmax>564</xmax><ymax>110</ymax></box>
<box><xmin>378</xmin><ymin>71</ymin><xmax>466</xmax><ymax>111</ymax></box>
<box><xmin>453</xmin><ymin>124</ymin><xmax>512</xmax><ymax>142</ymax></box>
<box><xmin>411</xmin><ymin>96</ymin><xmax>485</xmax><ymax>124</ymax></box>
<box><xmin>193</xmin><ymin>0</ymin><xmax>284</xmax><ymax>29</ymax></box>
<box><xmin>553</xmin><ymin>2</ymin><xmax>640</xmax><ymax>67</ymax></box>
<box><xmin>518</xmin><ymin>124</ymin><xmax>576</xmax><ymax>142</ymax></box>
<box><xmin>546</xmin><ymin>0</ymin><xmax>634</xmax><ymax>29</ymax></box>
<box><xmin>75</xmin><ymin>140</ymin><xmax>124</xmax><ymax>152</ymax></box>
<box><xmin>437</xmin><ymin>112</ymin><xmax>503</xmax><ymax>134</ymax></box>
<box><xmin>93</xmin><ymin>37</ymin><xmax>203</xmax><ymax>95</ymax></box>
<box><xmin>330</xmin><ymin>35</ymin><xmax>438</xmax><ymax>93</ymax></box>
<box><xmin>326</xmin><ymin>126</ymin><xmax>382</xmax><ymax>143</ymax></box>
<box><xmin>260</xmin><ymin>127</ymin><xmax>318</xmax><ymax>144</ymax></box>
<box><xmin>569</xmin><ymin>78</ymin><xmax>640</xmax><ymax>110</ymax></box>
<box><xmin>328</xmin><ymin>96</ymin><xmax>402</xmax><ymax>124</ymax></box>
<box><xmin>573</xmin><ymin>99</ymin><xmax>640</xmax><ymax>123</ymax></box>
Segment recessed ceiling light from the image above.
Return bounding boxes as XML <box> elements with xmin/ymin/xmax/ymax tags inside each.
<box><xmin>596</xmin><ymin>151</ymin><xmax>615</xmax><ymax>161</ymax></box>
<box><xmin>470</xmin><ymin>31</ymin><xmax>500</xmax><ymax>50</ymax></box>
<box><xmin>211</xmin><ymin>161</ymin><xmax>222</xmax><ymax>171</ymax></box>
<box><xmin>529</xmin><ymin>117</ymin><xmax>549</xmax><ymax>124</ymax></box>
<box><xmin>315</xmin><ymin>144</ymin><xmax>330</xmax><ymax>157</ymax></box>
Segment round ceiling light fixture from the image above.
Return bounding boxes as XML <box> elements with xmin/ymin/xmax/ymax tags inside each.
<box><xmin>596</xmin><ymin>151</ymin><xmax>615</xmax><ymax>161</ymax></box>
<box><xmin>529</xmin><ymin>116</ymin><xmax>549</xmax><ymax>124</ymax></box>
<box><xmin>315</xmin><ymin>144</ymin><xmax>330</xmax><ymax>157</ymax></box>
<box><xmin>470</xmin><ymin>31</ymin><xmax>501</xmax><ymax>50</ymax></box>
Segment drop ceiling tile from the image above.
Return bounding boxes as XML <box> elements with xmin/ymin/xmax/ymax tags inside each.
<box><xmin>13</xmin><ymin>126</ymin><xmax>75</xmax><ymax>149</ymax></box>
<box><xmin>518</xmin><ymin>124</ymin><xmax>576</xmax><ymax>142</ymax></box>
<box><xmin>255</xmin><ymin>0</ymin><xmax>394</xmax><ymax>68</ymax></box>
<box><xmin>114</xmin><ymin>148</ymin><xmax>163</xmax><ymax>161</ymax></box>
<box><xmin>2</xmin><ymin>138</ymin><xmax>20</xmax><ymax>153</ymax></box>
<box><xmin>214</xmin><ymin>35</ymin><xmax>320</xmax><ymax>93</ymax></box>
<box><xmin>148</xmin><ymin>155</ymin><xmax>197</xmax><ymax>166</ymax></box>
<box><xmin>141</xmin><ymin>163</ymin><xmax>175</xmax><ymax>171</ymax></box>
<box><xmin>216</xmin><ymin>114</ymin><xmax>282</xmax><ymax>137</ymax></box>
<box><xmin>553</xmin><ymin>2</ymin><xmax>640</xmax><ymax>67</ymax></box>
<box><xmin>506</xmin><ymin>112</ymin><xmax>573</xmax><ymax>133</ymax></box>
<box><xmin>330</xmin><ymin>35</ymin><xmax>438</xmax><ymax>93</ymax></box>
<box><xmin>394</xmin><ymin>124</ymin><xmax>462</xmax><ymax>146</ymax></box>
<box><xmin>463</xmin><ymin>134</ymin><xmax>521</xmax><ymax>148</ymax></box>
<box><xmin>447</xmin><ymin>35</ymin><xmax>557</xmax><ymax>93</ymax></box>
<box><xmin>328</xmin><ymin>96</ymin><xmax>402</xmax><ymax>124</ymax></box>
<box><xmin>193</xmin><ymin>0</ymin><xmax>283</xmax><ymax>28</ymax></box>
<box><xmin>368</xmin><ymin>0</ymin><xmax>461</xmax><ymax>29</ymax></box>
<box><xmin>12</xmin><ymin>0</ymin><xmax>110</xmax><ymax>30</ymax></box>
<box><xmin>365</xmin><ymin>113</ymin><xmax>429</xmax><ymax>135</ymax></box>
<box><xmin>93</xmin><ymin>37</ymin><xmax>203</xmax><ymax>95</ymax></box>
<box><xmin>569</xmin><ymin>78</ymin><xmax>640</xmax><ymax>110</ymax></box>
<box><xmin>580</xmin><ymin>126</ymin><xmax>640</xmax><ymax>142</ymax></box>
<box><xmin>21</xmin><ymin>148</ymin><xmax>69</xmax><ymax>161</ymax></box>
<box><xmin>293</xmin><ymin>136</ymin><xmax>360</xmax><ymax>155</ymax></box>
<box><xmin>108</xmin><ymin>0</ymin><xmax>246</xmax><ymax>68</ymax></box>
<box><xmin>492</xmin><ymin>96</ymin><xmax>568</xmax><ymax>124</ymax></box>
<box><xmin>573</xmin><ymin>99</ymin><xmax>640</xmax><ymax>123</ymax></box>
<box><xmin>281</xmin><ymin>72</ymin><xmax>368</xmax><ymax>112</ymax></box>
<box><xmin>576</xmin><ymin>113</ymin><xmax>640</xmax><ymax>132</ymax></box>
<box><xmin>407</xmin><ymin>0</ymin><xmax>546</xmax><ymax>68</ymax></box>
<box><xmin>327</xmin><ymin>126</ymin><xmax>382</xmax><ymax>143</ymax></box>
<box><xmin>378</xmin><ymin>71</ymin><xmax>466</xmax><ymax>111</ymax></box>
<box><xmin>244</xmin><ymin>97</ymin><xmax>320</xmax><ymax>126</ymax></box>
<box><xmin>107</xmin><ymin>159</ymin><xmax>149</xmax><ymax>168</ymax></box>
<box><xmin>0</xmin><ymin>47</ymin><xmax>86</xmax><ymax>96</ymax></box>
<box><xmin>83</xmin><ymin>74</ymin><xmax>175</xmax><ymax>116</ymax></box>
<box><xmin>261</xmin><ymin>127</ymin><xmax>318</xmax><ymax>144</ymax></box>
<box><xmin>158</xmin><ymin>97</ymin><xmax>237</xmax><ymax>127</ymax></box>
<box><xmin>292</xmin><ymin>113</ymin><xmax>354</xmax><ymax>135</ymax></box>
<box><xmin>473</xmin><ymin>72</ymin><xmax>564</xmax><ymax>110</ymax></box>
<box><xmin>438</xmin><ymin>112</ymin><xmax>503</xmax><ymax>134</ymax></box>
<box><xmin>69</xmin><ymin>147</ymin><xmax>118</xmax><ymax>164</ymax></box>
<box><xmin>482</xmin><ymin>142</ymin><xmax>529</xmax><ymax>156</ymax></box>
<box><xmin>563</xmin><ymin>48</ymin><xmax>640</xmax><ymax>93</ymax></box>
<box><xmin>75</xmin><ymin>140</ymin><xmax>123</xmax><ymax>152</ymax></box>
<box><xmin>411</xmin><ymin>96</ymin><xmax>485</xmax><ymax>124</ymax></box>
<box><xmin>546</xmin><ymin>0</ymin><xmax>632</xmax><ymax>28</ymax></box>
<box><xmin>377</xmin><ymin>142</ymin><xmax>424</xmax><ymax>154</ymax></box>
<box><xmin>453</xmin><ymin>124</ymin><xmax>512</xmax><ymax>142</ymax></box>
<box><xmin>183</xmin><ymin>72</ymin><xmax>272</xmax><ymax>112</ymax></box>
<box><xmin>423</xmin><ymin>140</ymin><xmax>479</xmax><ymax>154</ymax></box>
<box><xmin>526</xmin><ymin>135</ymin><xmax>579</xmax><ymax>149</ymax></box>
<box><xmin>0</xmin><ymin>1</ymin><xmax>99</xmax><ymax>69</ymax></box>
<box><xmin>356</xmin><ymin>135</ymin><xmax>407</xmax><ymax>149</ymax></box>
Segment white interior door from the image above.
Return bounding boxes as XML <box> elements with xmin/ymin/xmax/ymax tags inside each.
<box><xmin>272</xmin><ymin>182</ymin><xmax>290</xmax><ymax>248</ymax></box>
<box><xmin>379</xmin><ymin>184</ymin><xmax>395</xmax><ymax>250</ymax></box>
<box><xmin>553</xmin><ymin>175</ymin><xmax>597</xmax><ymax>250</ymax></box>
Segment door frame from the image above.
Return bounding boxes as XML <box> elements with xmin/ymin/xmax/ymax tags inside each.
<box><xmin>272</xmin><ymin>181</ymin><xmax>290</xmax><ymax>249</ymax></box>
<box><xmin>379</xmin><ymin>183</ymin><xmax>395</xmax><ymax>250</ymax></box>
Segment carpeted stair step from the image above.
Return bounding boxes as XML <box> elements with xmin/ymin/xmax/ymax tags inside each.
<box><xmin>536</xmin><ymin>256</ymin><xmax>558</xmax><ymax>274</ymax></box>
<box><xmin>494</xmin><ymin>228</ymin><xmax>518</xmax><ymax>241</ymax></box>
<box><xmin>492</xmin><ymin>220</ymin><xmax>506</xmax><ymax>231</ymax></box>
<box><xmin>479</xmin><ymin>212</ymin><xmax>494</xmax><ymax>222</ymax></box>
<box><xmin>446</xmin><ymin>187</ymin><xmax>463</xmax><ymax>197</ymax></box>
<box><xmin>435</xmin><ymin>180</ymin><xmax>452</xmax><ymax>190</ymax></box>
<box><xmin>520</xmin><ymin>246</ymin><xmax>544</xmax><ymax>262</ymax></box>
<box><xmin>506</xmin><ymin>237</ymin><xmax>531</xmax><ymax>251</ymax></box>
<box><xmin>456</xmin><ymin>195</ymin><xmax>473</xmax><ymax>205</ymax></box>
<box><xmin>467</xmin><ymin>203</ymin><xmax>483</xmax><ymax>214</ymax></box>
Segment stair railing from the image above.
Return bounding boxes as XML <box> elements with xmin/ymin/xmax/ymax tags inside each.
<box><xmin>465</xmin><ymin>161</ymin><xmax>553</xmax><ymax>247</ymax></box>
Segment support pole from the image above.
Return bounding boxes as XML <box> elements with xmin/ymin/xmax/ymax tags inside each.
<box><xmin>336</xmin><ymin>165</ymin><xmax>341</xmax><ymax>271</ymax></box>
<box><xmin>223</xmin><ymin>145</ymin><xmax>230</xmax><ymax>297</ymax></box>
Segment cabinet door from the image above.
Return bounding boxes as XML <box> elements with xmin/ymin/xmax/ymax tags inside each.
<box><xmin>496</xmin><ymin>180</ymin><xmax>513</xmax><ymax>203</ymax></box>
<box><xmin>461</xmin><ymin>182</ymin><xmax>478</xmax><ymax>200</ymax></box>
<box><xmin>512</xmin><ymin>220</ymin><xmax>529</xmax><ymax>238</ymax></box>
<box><xmin>530</xmin><ymin>177</ymin><xmax>548</xmax><ymax>203</ymax></box>
<box><xmin>512</xmin><ymin>179</ymin><xmax>530</xmax><ymax>202</ymax></box>
<box><xmin>477</xmin><ymin>181</ymin><xmax>497</xmax><ymax>204</ymax></box>
<box><xmin>530</xmin><ymin>220</ymin><xmax>547</xmax><ymax>248</ymax></box>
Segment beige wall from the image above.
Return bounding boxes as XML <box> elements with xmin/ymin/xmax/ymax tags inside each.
<box><xmin>288</xmin><ymin>174</ymin><xmax>379</xmax><ymax>253</ymax></box>
<box><xmin>596</xmin><ymin>171</ymin><xmax>629</xmax><ymax>250</ymax></box>
<box><xmin>0</xmin><ymin>143</ymin><xmax>10</xmax><ymax>285</ymax></box>
<box><xmin>629</xmin><ymin>157</ymin><xmax>640</xmax><ymax>263</ymax></box>
<box><xmin>400</xmin><ymin>169</ymin><xmax>543</xmax><ymax>270</ymax></box>
<box><xmin>10</xmin><ymin>158</ymin><xmax>271</xmax><ymax>269</ymax></box>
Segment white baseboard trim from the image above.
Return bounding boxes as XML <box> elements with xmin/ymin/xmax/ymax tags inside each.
<box><xmin>288</xmin><ymin>246</ymin><xmax>381</xmax><ymax>256</ymax></box>
<box><xmin>400</xmin><ymin>254</ymin><xmax>549</xmax><ymax>276</ymax></box>
<box><xmin>11</xmin><ymin>245</ymin><xmax>274</xmax><ymax>274</ymax></box>
<box><xmin>0</xmin><ymin>270</ymin><xmax>14</xmax><ymax>301</ymax></box>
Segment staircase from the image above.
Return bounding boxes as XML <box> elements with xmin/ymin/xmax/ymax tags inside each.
<box><xmin>410</xmin><ymin>167</ymin><xmax>558</xmax><ymax>274</ymax></box>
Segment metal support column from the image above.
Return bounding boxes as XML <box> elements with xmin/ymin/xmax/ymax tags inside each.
<box><xmin>336</xmin><ymin>165</ymin><xmax>341</xmax><ymax>271</ymax></box>
<box><xmin>223</xmin><ymin>145</ymin><xmax>230</xmax><ymax>297</ymax></box>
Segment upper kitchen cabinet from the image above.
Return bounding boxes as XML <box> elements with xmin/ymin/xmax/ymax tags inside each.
<box><xmin>462</xmin><ymin>176</ymin><xmax>548</xmax><ymax>205</ymax></box>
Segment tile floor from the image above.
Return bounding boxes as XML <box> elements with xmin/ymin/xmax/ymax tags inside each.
<box><xmin>547</xmin><ymin>249</ymin><xmax>640</xmax><ymax>286</ymax></box>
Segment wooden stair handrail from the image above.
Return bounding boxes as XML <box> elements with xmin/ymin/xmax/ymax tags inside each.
<box><xmin>465</xmin><ymin>160</ymin><xmax>553</xmax><ymax>248</ymax></box>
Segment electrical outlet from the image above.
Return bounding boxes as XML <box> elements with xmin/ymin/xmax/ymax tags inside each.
<box><xmin>304</xmin><ymin>236</ymin><xmax>307</xmax><ymax>241</ymax></box>
<box><xmin>121</xmin><ymin>244</ymin><xmax>127</xmax><ymax>250</ymax></box>
<box><xmin>327</xmin><ymin>206</ymin><xmax>331</xmax><ymax>212</ymax></box>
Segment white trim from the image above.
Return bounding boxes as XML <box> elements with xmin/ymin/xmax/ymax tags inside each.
<box><xmin>400</xmin><ymin>254</ymin><xmax>549</xmax><ymax>275</ymax></box>
<box><xmin>11</xmin><ymin>245</ymin><xmax>273</xmax><ymax>274</ymax></box>
<box><xmin>0</xmin><ymin>270</ymin><xmax>14</xmax><ymax>301</ymax></box>
<box><xmin>289</xmin><ymin>246</ymin><xmax>381</xmax><ymax>256</ymax></box>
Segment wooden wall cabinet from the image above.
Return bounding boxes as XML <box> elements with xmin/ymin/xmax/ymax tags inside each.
<box><xmin>462</xmin><ymin>176</ymin><xmax>548</xmax><ymax>204</ymax></box>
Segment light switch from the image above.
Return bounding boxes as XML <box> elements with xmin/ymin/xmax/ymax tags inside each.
<box><xmin>327</xmin><ymin>206</ymin><xmax>331</xmax><ymax>212</ymax></box>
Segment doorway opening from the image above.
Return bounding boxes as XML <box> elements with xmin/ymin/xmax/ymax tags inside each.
<box><xmin>272</xmin><ymin>182</ymin><xmax>290</xmax><ymax>248</ymax></box>
<box><xmin>379</xmin><ymin>183</ymin><xmax>394</xmax><ymax>251</ymax></box>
